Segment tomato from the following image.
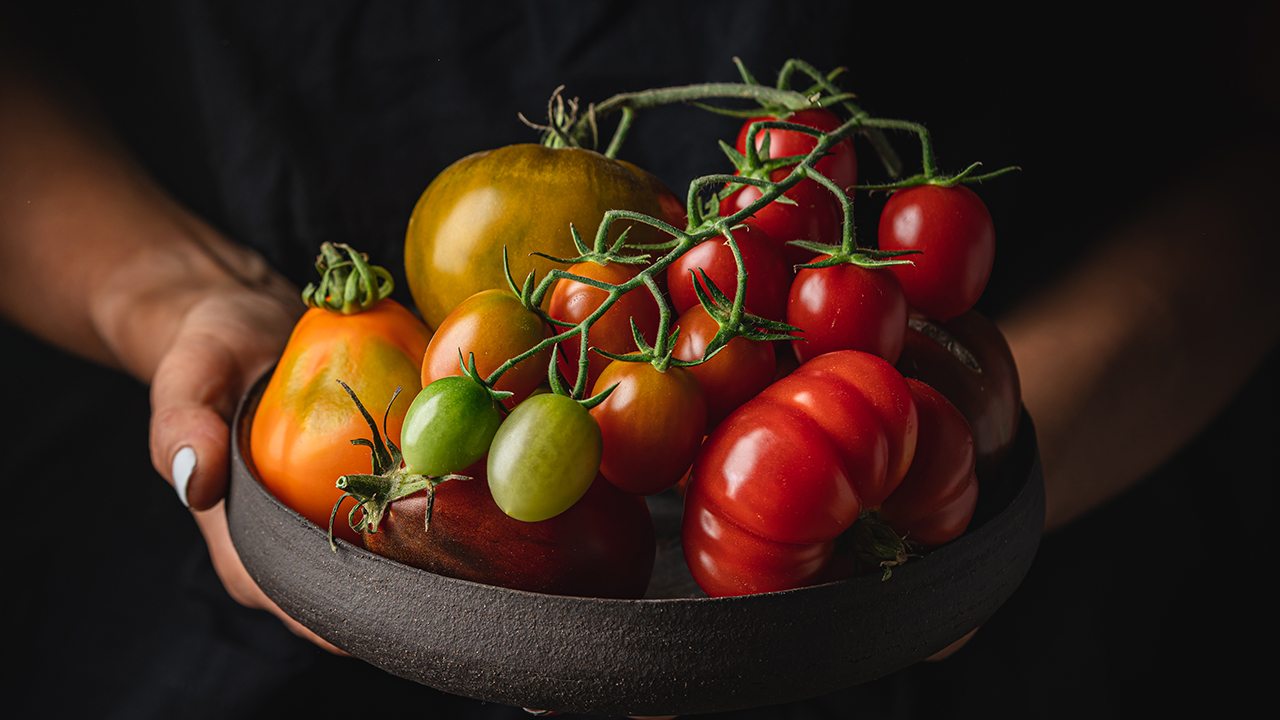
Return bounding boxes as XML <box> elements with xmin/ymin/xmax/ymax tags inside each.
<box><xmin>404</xmin><ymin>144</ymin><xmax>678</xmax><ymax>329</ymax></box>
<box><xmin>399</xmin><ymin>376</ymin><xmax>503</xmax><ymax>478</ymax></box>
<box><xmin>671</xmin><ymin>303</ymin><xmax>776</xmax><ymax>430</ymax></box>
<box><xmin>589</xmin><ymin>359</ymin><xmax>707</xmax><ymax>495</ymax></box>
<box><xmin>787</xmin><ymin>259</ymin><xmax>908</xmax><ymax>364</ymax></box>
<box><xmin>363</xmin><ymin>463</ymin><xmax>655</xmax><ymax>598</ymax></box>
<box><xmin>877</xmin><ymin>184</ymin><xmax>995</xmax><ymax>321</ymax></box>
<box><xmin>681</xmin><ymin>350</ymin><xmax>918</xmax><ymax>596</ymax></box>
<box><xmin>421</xmin><ymin>289</ymin><xmax>552</xmax><ymax>410</ymax></box>
<box><xmin>547</xmin><ymin>261</ymin><xmax>661</xmax><ymax>391</ymax></box>
<box><xmin>878</xmin><ymin>379</ymin><xmax>978</xmax><ymax>548</ymax></box>
<box><xmin>719</xmin><ymin>168</ymin><xmax>843</xmax><ymax>268</ymax></box>
<box><xmin>895</xmin><ymin>311</ymin><xmax>1021</xmax><ymax>478</ymax></box>
<box><xmin>736</xmin><ymin>108</ymin><xmax>858</xmax><ymax>192</ymax></box>
<box><xmin>250</xmin><ymin>299</ymin><xmax>431</xmax><ymax>545</ymax></box>
<box><xmin>486</xmin><ymin>393</ymin><xmax>602</xmax><ymax>522</ymax></box>
<box><xmin>666</xmin><ymin>221</ymin><xmax>791</xmax><ymax>321</ymax></box>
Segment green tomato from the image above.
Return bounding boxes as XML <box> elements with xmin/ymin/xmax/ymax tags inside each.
<box><xmin>487</xmin><ymin>393</ymin><xmax>603</xmax><ymax>522</ymax></box>
<box><xmin>400</xmin><ymin>375</ymin><xmax>503</xmax><ymax>476</ymax></box>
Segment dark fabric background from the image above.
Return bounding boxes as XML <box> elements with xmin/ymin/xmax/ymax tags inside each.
<box><xmin>3</xmin><ymin>1</ymin><xmax>1276</xmax><ymax>717</ymax></box>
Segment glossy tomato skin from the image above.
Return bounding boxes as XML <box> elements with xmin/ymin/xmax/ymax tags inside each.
<box><xmin>672</xmin><ymin>303</ymin><xmax>776</xmax><ymax>430</ymax></box>
<box><xmin>487</xmin><ymin>393</ymin><xmax>602</xmax><ymax>522</ymax></box>
<box><xmin>405</xmin><ymin>145</ymin><xmax>677</xmax><ymax>329</ymax></box>
<box><xmin>720</xmin><ymin>168</ymin><xmax>843</xmax><ymax>268</ymax></box>
<box><xmin>666</xmin><ymin>222</ymin><xmax>791</xmax><ymax>321</ymax></box>
<box><xmin>682</xmin><ymin>350</ymin><xmax>918</xmax><ymax>596</ymax></box>
<box><xmin>895</xmin><ymin>311</ymin><xmax>1021</xmax><ymax>477</ymax></box>
<box><xmin>787</xmin><ymin>259</ymin><xmax>909</xmax><ymax>365</ymax></box>
<box><xmin>736</xmin><ymin>108</ymin><xmax>857</xmax><ymax>192</ymax></box>
<box><xmin>589</xmin><ymin>359</ymin><xmax>707</xmax><ymax>495</ymax></box>
<box><xmin>877</xmin><ymin>184</ymin><xmax>995</xmax><ymax>322</ymax></box>
<box><xmin>364</xmin><ymin>464</ymin><xmax>655</xmax><ymax>598</ymax></box>
<box><xmin>399</xmin><ymin>376</ymin><xmax>503</xmax><ymax>477</ymax></box>
<box><xmin>878</xmin><ymin>379</ymin><xmax>978</xmax><ymax>548</ymax></box>
<box><xmin>422</xmin><ymin>289</ymin><xmax>552</xmax><ymax>410</ymax></box>
<box><xmin>548</xmin><ymin>261</ymin><xmax>661</xmax><ymax>391</ymax></box>
<box><xmin>250</xmin><ymin>299</ymin><xmax>432</xmax><ymax>545</ymax></box>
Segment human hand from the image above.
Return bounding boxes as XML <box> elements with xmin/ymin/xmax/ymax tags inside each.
<box><xmin>138</xmin><ymin>245</ymin><xmax>344</xmax><ymax>653</ymax></box>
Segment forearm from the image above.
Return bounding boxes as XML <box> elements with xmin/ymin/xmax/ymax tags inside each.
<box><xmin>999</xmin><ymin>149</ymin><xmax>1280</xmax><ymax>532</ymax></box>
<box><xmin>0</xmin><ymin>52</ymin><xmax>290</xmax><ymax>382</ymax></box>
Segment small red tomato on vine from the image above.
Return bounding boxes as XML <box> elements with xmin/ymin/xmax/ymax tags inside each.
<box><xmin>590</xmin><ymin>358</ymin><xmax>707</xmax><ymax>496</ymax></box>
<box><xmin>548</xmin><ymin>261</ymin><xmax>661</xmax><ymax>391</ymax></box>
<box><xmin>787</xmin><ymin>258</ymin><xmax>908</xmax><ymax>365</ymax></box>
<box><xmin>672</xmin><ymin>303</ymin><xmax>776</xmax><ymax>430</ymax></box>
<box><xmin>736</xmin><ymin>107</ymin><xmax>857</xmax><ymax>192</ymax></box>
<box><xmin>877</xmin><ymin>184</ymin><xmax>994</xmax><ymax>322</ymax></box>
<box><xmin>666</xmin><ymin>221</ymin><xmax>791</xmax><ymax>322</ymax></box>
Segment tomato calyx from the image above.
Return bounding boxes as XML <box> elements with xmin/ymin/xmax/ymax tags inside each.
<box><xmin>301</xmin><ymin>242</ymin><xmax>395</xmax><ymax>315</ymax></box>
<box><xmin>327</xmin><ymin>381</ymin><xmax>469</xmax><ymax>551</ymax></box>
<box><xmin>843</xmin><ymin>511</ymin><xmax>921</xmax><ymax>581</ymax></box>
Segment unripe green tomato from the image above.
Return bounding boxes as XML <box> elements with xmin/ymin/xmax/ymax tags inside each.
<box><xmin>400</xmin><ymin>376</ymin><xmax>503</xmax><ymax>477</ymax></box>
<box><xmin>487</xmin><ymin>393</ymin><xmax>603</xmax><ymax>522</ymax></box>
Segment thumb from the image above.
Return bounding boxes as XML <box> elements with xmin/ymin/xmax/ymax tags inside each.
<box><xmin>149</xmin><ymin>329</ymin><xmax>262</xmax><ymax>511</ymax></box>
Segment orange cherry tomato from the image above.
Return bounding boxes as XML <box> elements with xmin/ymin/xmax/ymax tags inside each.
<box><xmin>250</xmin><ymin>299</ymin><xmax>431</xmax><ymax>544</ymax></box>
<box><xmin>421</xmin><ymin>289</ymin><xmax>552</xmax><ymax>410</ymax></box>
<box><xmin>547</xmin><ymin>261</ymin><xmax>661</xmax><ymax>392</ymax></box>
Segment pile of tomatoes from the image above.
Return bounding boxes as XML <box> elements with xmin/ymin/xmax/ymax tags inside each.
<box><xmin>248</xmin><ymin>64</ymin><xmax>1021</xmax><ymax>600</ymax></box>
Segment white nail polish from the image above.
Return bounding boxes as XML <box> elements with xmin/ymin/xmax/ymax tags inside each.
<box><xmin>172</xmin><ymin>446</ymin><xmax>197</xmax><ymax>508</ymax></box>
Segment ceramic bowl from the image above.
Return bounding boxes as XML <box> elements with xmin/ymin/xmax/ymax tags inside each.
<box><xmin>228</xmin><ymin>370</ymin><xmax>1044</xmax><ymax>716</ymax></box>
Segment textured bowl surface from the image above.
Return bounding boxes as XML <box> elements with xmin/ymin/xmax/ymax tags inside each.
<box><xmin>228</xmin><ymin>370</ymin><xmax>1044</xmax><ymax>716</ymax></box>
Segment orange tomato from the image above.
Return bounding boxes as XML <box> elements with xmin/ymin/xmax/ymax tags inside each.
<box><xmin>249</xmin><ymin>299</ymin><xmax>431</xmax><ymax>544</ymax></box>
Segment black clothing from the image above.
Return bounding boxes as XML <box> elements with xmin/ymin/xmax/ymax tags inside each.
<box><xmin>4</xmin><ymin>1</ymin><xmax>1276</xmax><ymax>717</ymax></box>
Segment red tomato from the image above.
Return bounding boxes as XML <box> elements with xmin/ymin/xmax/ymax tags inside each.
<box><xmin>362</xmin><ymin>464</ymin><xmax>655</xmax><ymax>598</ymax></box>
<box><xmin>877</xmin><ymin>185</ymin><xmax>994</xmax><ymax>321</ymax></box>
<box><xmin>589</xmin><ymin>359</ymin><xmax>707</xmax><ymax>495</ymax></box>
<box><xmin>667</xmin><ymin>222</ymin><xmax>791</xmax><ymax>321</ymax></box>
<box><xmin>421</xmin><ymin>289</ymin><xmax>552</xmax><ymax>410</ymax></box>
<box><xmin>787</xmin><ymin>259</ymin><xmax>908</xmax><ymax>365</ymax></box>
<box><xmin>672</xmin><ymin>303</ymin><xmax>776</xmax><ymax>430</ymax></box>
<box><xmin>895</xmin><ymin>311</ymin><xmax>1021</xmax><ymax>478</ymax></box>
<box><xmin>878</xmin><ymin>379</ymin><xmax>978</xmax><ymax>548</ymax></box>
<box><xmin>682</xmin><ymin>351</ymin><xmax>918</xmax><ymax>597</ymax></box>
<box><xmin>736</xmin><ymin>108</ymin><xmax>858</xmax><ymax>193</ymax></box>
<box><xmin>719</xmin><ymin>169</ymin><xmax>844</xmax><ymax>268</ymax></box>
<box><xmin>547</xmin><ymin>261</ymin><xmax>661</xmax><ymax>391</ymax></box>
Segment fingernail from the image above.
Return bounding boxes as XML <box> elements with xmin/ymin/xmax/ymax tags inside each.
<box><xmin>173</xmin><ymin>446</ymin><xmax>197</xmax><ymax>507</ymax></box>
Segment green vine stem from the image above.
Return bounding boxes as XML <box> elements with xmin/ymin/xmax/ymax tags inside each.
<box><xmin>470</xmin><ymin>60</ymin><xmax>1009</xmax><ymax>402</ymax></box>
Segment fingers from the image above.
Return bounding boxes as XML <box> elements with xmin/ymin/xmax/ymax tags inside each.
<box><xmin>925</xmin><ymin>627</ymin><xmax>978</xmax><ymax>661</ymax></box>
<box><xmin>149</xmin><ymin>331</ymin><xmax>241</xmax><ymax>510</ymax></box>
<box><xmin>193</xmin><ymin>503</ymin><xmax>348</xmax><ymax>656</ymax></box>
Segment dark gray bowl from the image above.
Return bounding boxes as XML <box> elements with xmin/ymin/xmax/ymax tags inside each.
<box><xmin>228</xmin><ymin>370</ymin><xmax>1044</xmax><ymax>716</ymax></box>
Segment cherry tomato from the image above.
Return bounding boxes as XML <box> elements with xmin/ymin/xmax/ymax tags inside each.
<box><xmin>405</xmin><ymin>145</ymin><xmax>678</xmax><ymax>329</ymax></box>
<box><xmin>666</xmin><ymin>222</ymin><xmax>791</xmax><ymax>321</ymax></box>
<box><xmin>589</xmin><ymin>359</ymin><xmax>707</xmax><ymax>495</ymax></box>
<box><xmin>250</xmin><ymin>299</ymin><xmax>431</xmax><ymax>545</ymax></box>
<box><xmin>682</xmin><ymin>351</ymin><xmax>918</xmax><ymax>596</ymax></box>
<box><xmin>736</xmin><ymin>107</ymin><xmax>857</xmax><ymax>192</ymax></box>
<box><xmin>672</xmin><ymin>303</ymin><xmax>776</xmax><ymax>429</ymax></box>
<box><xmin>787</xmin><ymin>259</ymin><xmax>908</xmax><ymax>364</ymax></box>
<box><xmin>895</xmin><ymin>311</ymin><xmax>1021</xmax><ymax>477</ymax></box>
<box><xmin>878</xmin><ymin>379</ymin><xmax>978</xmax><ymax>548</ymax></box>
<box><xmin>720</xmin><ymin>168</ymin><xmax>843</xmax><ymax>268</ymax></box>
<box><xmin>422</xmin><ymin>289</ymin><xmax>552</xmax><ymax>410</ymax></box>
<box><xmin>877</xmin><ymin>184</ymin><xmax>995</xmax><ymax>321</ymax></box>
<box><xmin>486</xmin><ymin>393</ymin><xmax>602</xmax><ymax>522</ymax></box>
<box><xmin>547</xmin><ymin>261</ymin><xmax>661</xmax><ymax>391</ymax></box>
<box><xmin>363</xmin><ymin>463</ymin><xmax>655</xmax><ymax>598</ymax></box>
<box><xmin>399</xmin><ymin>376</ymin><xmax>503</xmax><ymax>477</ymax></box>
